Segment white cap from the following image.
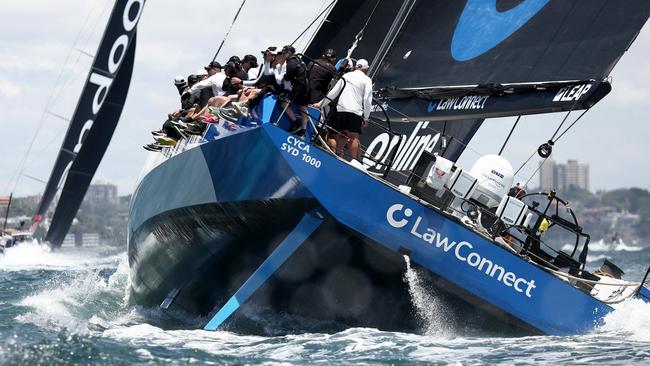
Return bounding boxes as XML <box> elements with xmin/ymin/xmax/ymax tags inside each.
<box><xmin>196</xmin><ymin>68</ymin><xmax>208</xmax><ymax>76</ymax></box>
<box><xmin>174</xmin><ymin>75</ymin><xmax>186</xmax><ymax>85</ymax></box>
<box><xmin>355</xmin><ymin>58</ymin><xmax>369</xmax><ymax>69</ymax></box>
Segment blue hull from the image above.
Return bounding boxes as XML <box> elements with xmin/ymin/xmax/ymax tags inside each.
<box><xmin>128</xmin><ymin>121</ymin><xmax>631</xmax><ymax>335</ymax></box>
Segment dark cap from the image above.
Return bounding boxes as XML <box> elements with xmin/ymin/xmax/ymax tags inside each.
<box><xmin>204</xmin><ymin>61</ymin><xmax>222</xmax><ymax>70</ymax></box>
<box><xmin>243</xmin><ymin>54</ymin><xmax>257</xmax><ymax>63</ymax></box>
<box><xmin>224</xmin><ymin>61</ymin><xmax>237</xmax><ymax>70</ymax></box>
<box><xmin>228</xmin><ymin>55</ymin><xmax>241</xmax><ymax>64</ymax></box>
<box><xmin>281</xmin><ymin>45</ymin><xmax>295</xmax><ymax>55</ymax></box>
<box><xmin>188</xmin><ymin>74</ymin><xmax>202</xmax><ymax>83</ymax></box>
<box><xmin>323</xmin><ymin>48</ymin><xmax>337</xmax><ymax>59</ymax></box>
<box><xmin>261</xmin><ymin>46</ymin><xmax>277</xmax><ymax>54</ymax></box>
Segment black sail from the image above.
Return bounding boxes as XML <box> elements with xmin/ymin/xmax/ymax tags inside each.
<box><xmin>32</xmin><ymin>0</ymin><xmax>145</xmax><ymax>243</ymax></box>
<box><xmin>46</xmin><ymin>37</ymin><xmax>137</xmax><ymax>246</ymax></box>
<box><xmin>375</xmin><ymin>0</ymin><xmax>650</xmax><ymax>88</ymax></box>
<box><xmin>370</xmin><ymin>1</ymin><xmax>650</xmax><ymax>123</ymax></box>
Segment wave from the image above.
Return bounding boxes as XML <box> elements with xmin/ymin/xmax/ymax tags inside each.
<box><xmin>586</xmin><ymin>254</ymin><xmax>611</xmax><ymax>263</ymax></box>
<box><xmin>589</xmin><ymin>239</ymin><xmax>644</xmax><ymax>252</ymax></box>
<box><xmin>561</xmin><ymin>240</ymin><xmax>645</xmax><ymax>253</ymax></box>
<box><xmin>598</xmin><ymin>298</ymin><xmax>650</xmax><ymax>342</ymax></box>
<box><xmin>14</xmin><ymin>254</ymin><xmax>130</xmax><ymax>334</ymax></box>
<box><xmin>0</xmin><ymin>242</ymin><xmax>123</xmax><ymax>271</ymax></box>
<box><xmin>8</xmin><ymin>247</ymin><xmax>650</xmax><ymax>365</ymax></box>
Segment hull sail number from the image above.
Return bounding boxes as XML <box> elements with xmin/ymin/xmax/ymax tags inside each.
<box><xmin>281</xmin><ymin>136</ymin><xmax>322</xmax><ymax>168</ymax></box>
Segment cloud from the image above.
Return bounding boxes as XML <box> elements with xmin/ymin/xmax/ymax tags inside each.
<box><xmin>609</xmin><ymin>80</ymin><xmax>650</xmax><ymax>106</ymax></box>
<box><xmin>0</xmin><ymin>78</ymin><xmax>22</xmax><ymax>97</ymax></box>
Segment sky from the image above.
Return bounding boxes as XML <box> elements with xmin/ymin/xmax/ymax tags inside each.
<box><xmin>1</xmin><ymin>0</ymin><xmax>649</xmax><ymax>198</ymax></box>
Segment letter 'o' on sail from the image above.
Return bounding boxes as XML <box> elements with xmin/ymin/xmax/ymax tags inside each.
<box><xmin>451</xmin><ymin>0</ymin><xmax>550</xmax><ymax>62</ymax></box>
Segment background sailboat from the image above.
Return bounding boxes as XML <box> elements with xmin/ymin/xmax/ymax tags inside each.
<box><xmin>27</xmin><ymin>0</ymin><xmax>145</xmax><ymax>246</ymax></box>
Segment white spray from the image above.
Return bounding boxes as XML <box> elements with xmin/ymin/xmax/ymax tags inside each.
<box><xmin>402</xmin><ymin>255</ymin><xmax>453</xmax><ymax>337</ymax></box>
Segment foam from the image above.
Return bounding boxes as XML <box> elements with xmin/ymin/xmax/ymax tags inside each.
<box><xmin>599</xmin><ymin>298</ymin><xmax>650</xmax><ymax>341</ymax></box>
<box><xmin>15</xmin><ymin>253</ymin><xmax>130</xmax><ymax>334</ymax></box>
<box><xmin>0</xmin><ymin>242</ymin><xmax>122</xmax><ymax>271</ymax></box>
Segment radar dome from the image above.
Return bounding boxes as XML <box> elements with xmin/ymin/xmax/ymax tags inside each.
<box><xmin>469</xmin><ymin>155</ymin><xmax>514</xmax><ymax>208</ymax></box>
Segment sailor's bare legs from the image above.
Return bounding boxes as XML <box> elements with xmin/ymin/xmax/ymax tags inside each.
<box><xmin>327</xmin><ymin>130</ymin><xmax>337</xmax><ymax>152</ymax></box>
<box><xmin>347</xmin><ymin>131</ymin><xmax>361</xmax><ymax>160</ymax></box>
<box><xmin>335</xmin><ymin>130</ymin><xmax>349</xmax><ymax>157</ymax></box>
<box><xmin>238</xmin><ymin>87</ymin><xmax>261</xmax><ymax>103</ymax></box>
<box><xmin>299</xmin><ymin>105</ymin><xmax>310</xmax><ymax>130</ymax></box>
<box><xmin>208</xmin><ymin>96</ymin><xmax>230</xmax><ymax>108</ymax></box>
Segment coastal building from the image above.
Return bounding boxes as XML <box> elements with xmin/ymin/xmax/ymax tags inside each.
<box><xmin>538</xmin><ymin>158</ymin><xmax>556</xmax><ymax>191</ymax></box>
<box><xmin>539</xmin><ymin>159</ymin><xmax>590</xmax><ymax>191</ymax></box>
<box><xmin>85</xmin><ymin>180</ymin><xmax>118</xmax><ymax>205</ymax></box>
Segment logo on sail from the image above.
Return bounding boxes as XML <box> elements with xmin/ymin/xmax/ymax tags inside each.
<box><xmin>451</xmin><ymin>0</ymin><xmax>550</xmax><ymax>61</ymax></box>
<box><xmin>553</xmin><ymin>84</ymin><xmax>592</xmax><ymax>102</ymax></box>
<box><xmin>362</xmin><ymin>122</ymin><xmax>442</xmax><ymax>173</ymax></box>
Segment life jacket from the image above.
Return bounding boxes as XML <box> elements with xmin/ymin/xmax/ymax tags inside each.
<box><xmin>285</xmin><ymin>55</ymin><xmax>309</xmax><ymax>87</ymax></box>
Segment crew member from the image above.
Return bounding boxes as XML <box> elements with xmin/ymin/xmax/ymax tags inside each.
<box><xmin>318</xmin><ymin>59</ymin><xmax>373</xmax><ymax>159</ymax></box>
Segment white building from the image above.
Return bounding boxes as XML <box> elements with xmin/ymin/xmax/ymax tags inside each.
<box><xmin>85</xmin><ymin>180</ymin><xmax>118</xmax><ymax>205</ymax></box>
<box><xmin>539</xmin><ymin>159</ymin><xmax>589</xmax><ymax>191</ymax></box>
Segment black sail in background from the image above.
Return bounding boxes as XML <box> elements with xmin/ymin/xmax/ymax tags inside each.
<box><xmin>46</xmin><ymin>37</ymin><xmax>136</xmax><ymax>246</ymax></box>
<box><xmin>31</xmin><ymin>0</ymin><xmax>145</xmax><ymax>243</ymax></box>
<box><xmin>375</xmin><ymin>0</ymin><xmax>650</xmax><ymax>88</ymax></box>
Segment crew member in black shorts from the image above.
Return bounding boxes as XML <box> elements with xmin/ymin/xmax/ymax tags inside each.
<box><xmin>317</xmin><ymin>59</ymin><xmax>373</xmax><ymax>159</ymax></box>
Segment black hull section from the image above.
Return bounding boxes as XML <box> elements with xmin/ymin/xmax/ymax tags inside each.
<box><xmin>129</xmin><ymin>199</ymin><xmax>539</xmax><ymax>336</ymax></box>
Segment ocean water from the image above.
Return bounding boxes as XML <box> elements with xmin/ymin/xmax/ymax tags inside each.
<box><xmin>1</xmin><ymin>242</ymin><xmax>649</xmax><ymax>365</ymax></box>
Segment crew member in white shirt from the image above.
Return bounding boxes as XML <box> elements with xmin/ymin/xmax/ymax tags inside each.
<box><xmin>187</xmin><ymin>61</ymin><xmax>227</xmax><ymax>99</ymax></box>
<box><xmin>318</xmin><ymin>59</ymin><xmax>373</xmax><ymax>160</ymax></box>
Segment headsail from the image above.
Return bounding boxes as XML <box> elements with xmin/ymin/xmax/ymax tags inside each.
<box><xmin>32</xmin><ymin>0</ymin><xmax>145</xmax><ymax>246</ymax></box>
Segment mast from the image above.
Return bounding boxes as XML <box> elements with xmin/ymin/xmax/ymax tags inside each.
<box><xmin>368</xmin><ymin>0</ymin><xmax>417</xmax><ymax>79</ymax></box>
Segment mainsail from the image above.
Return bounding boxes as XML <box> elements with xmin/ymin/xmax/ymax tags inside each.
<box><xmin>370</xmin><ymin>0</ymin><xmax>650</xmax><ymax>121</ymax></box>
<box><xmin>32</xmin><ymin>0</ymin><xmax>145</xmax><ymax>246</ymax></box>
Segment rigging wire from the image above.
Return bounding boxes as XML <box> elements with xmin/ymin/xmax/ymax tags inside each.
<box><xmin>212</xmin><ymin>0</ymin><xmax>248</xmax><ymax>62</ymax></box>
<box><xmin>553</xmin><ymin>108</ymin><xmax>591</xmax><ymax>142</ymax></box>
<box><xmin>498</xmin><ymin>115</ymin><xmax>521</xmax><ymax>156</ymax></box>
<box><xmin>292</xmin><ymin>0</ymin><xmax>329</xmax><ymax>51</ymax></box>
<box><xmin>345</xmin><ymin>0</ymin><xmax>383</xmax><ymax>59</ymax></box>
<box><xmin>3</xmin><ymin>0</ymin><xmax>109</xmax><ymax>195</ymax></box>
<box><xmin>49</xmin><ymin>0</ymin><xmax>113</xmax><ymax>108</ymax></box>
<box><xmin>514</xmin><ymin>108</ymin><xmax>592</xmax><ymax>185</ymax></box>
<box><xmin>301</xmin><ymin>0</ymin><xmax>338</xmax><ymax>52</ymax></box>
<box><xmin>290</xmin><ymin>0</ymin><xmax>337</xmax><ymax>47</ymax></box>
<box><xmin>21</xmin><ymin>1</ymin><xmax>113</xmax><ymax>176</ymax></box>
